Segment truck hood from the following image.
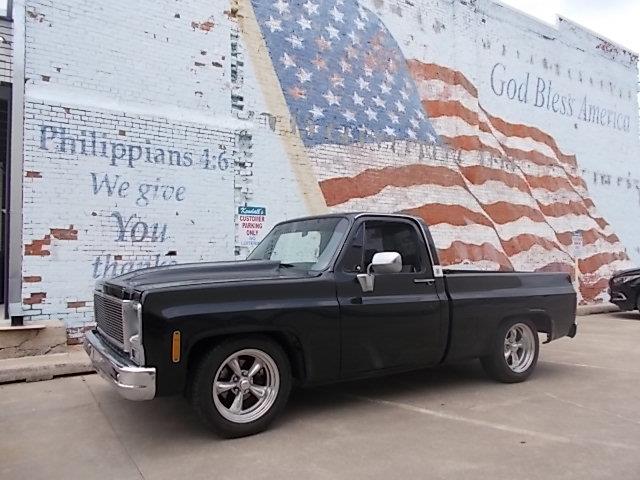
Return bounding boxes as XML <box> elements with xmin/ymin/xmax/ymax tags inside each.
<box><xmin>102</xmin><ymin>260</ymin><xmax>311</xmax><ymax>294</ymax></box>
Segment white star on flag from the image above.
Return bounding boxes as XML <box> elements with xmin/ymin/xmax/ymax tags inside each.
<box><xmin>296</xmin><ymin>68</ymin><xmax>312</xmax><ymax>83</ymax></box>
<box><xmin>325</xmin><ymin>24</ymin><xmax>340</xmax><ymax>39</ymax></box>
<box><xmin>323</xmin><ymin>90</ymin><xmax>341</xmax><ymax>106</ymax></box>
<box><xmin>330</xmin><ymin>6</ymin><xmax>345</xmax><ymax>23</ymax></box>
<box><xmin>303</xmin><ymin>0</ymin><xmax>319</xmax><ymax>16</ymax></box>
<box><xmin>286</xmin><ymin>34</ymin><xmax>304</xmax><ymax>49</ymax></box>
<box><xmin>309</xmin><ymin>105</ymin><xmax>324</xmax><ymax>119</ymax></box>
<box><xmin>280</xmin><ymin>52</ymin><xmax>296</xmax><ymax>69</ymax></box>
<box><xmin>297</xmin><ymin>16</ymin><xmax>312</xmax><ymax>30</ymax></box>
<box><xmin>372</xmin><ymin>96</ymin><xmax>386</xmax><ymax>108</ymax></box>
<box><xmin>273</xmin><ymin>0</ymin><xmax>289</xmax><ymax>15</ymax></box>
<box><xmin>357</xmin><ymin>77</ymin><xmax>370</xmax><ymax>91</ymax></box>
<box><xmin>265</xmin><ymin>16</ymin><xmax>282</xmax><ymax>33</ymax></box>
<box><xmin>343</xmin><ymin>109</ymin><xmax>356</xmax><ymax>122</ymax></box>
<box><xmin>384</xmin><ymin>70</ymin><xmax>395</xmax><ymax>84</ymax></box>
<box><xmin>364</xmin><ymin>107</ymin><xmax>378</xmax><ymax>120</ymax></box>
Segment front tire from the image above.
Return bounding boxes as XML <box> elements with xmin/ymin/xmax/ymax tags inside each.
<box><xmin>481</xmin><ymin>319</ymin><xmax>539</xmax><ymax>383</ymax></box>
<box><xmin>189</xmin><ymin>337</ymin><xmax>292</xmax><ymax>438</ymax></box>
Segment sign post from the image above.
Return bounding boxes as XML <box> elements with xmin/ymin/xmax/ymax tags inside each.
<box><xmin>571</xmin><ymin>231</ymin><xmax>583</xmax><ymax>294</ymax></box>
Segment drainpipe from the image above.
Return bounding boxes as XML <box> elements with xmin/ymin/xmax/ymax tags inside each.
<box><xmin>8</xmin><ymin>0</ymin><xmax>24</xmax><ymax>325</ymax></box>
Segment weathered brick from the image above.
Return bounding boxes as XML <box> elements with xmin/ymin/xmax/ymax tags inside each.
<box><xmin>23</xmin><ymin>292</ymin><xmax>47</xmax><ymax>305</ymax></box>
<box><xmin>67</xmin><ymin>301</ymin><xmax>87</xmax><ymax>309</ymax></box>
<box><xmin>23</xmin><ymin>276</ymin><xmax>43</xmax><ymax>283</ymax></box>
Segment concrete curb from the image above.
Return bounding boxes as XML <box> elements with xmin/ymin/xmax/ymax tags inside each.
<box><xmin>576</xmin><ymin>303</ymin><xmax>620</xmax><ymax>316</ymax></box>
<box><xmin>0</xmin><ymin>346</ymin><xmax>94</xmax><ymax>384</ymax></box>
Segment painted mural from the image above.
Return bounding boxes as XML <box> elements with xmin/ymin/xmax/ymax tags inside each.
<box><xmin>247</xmin><ymin>0</ymin><xmax>635</xmax><ymax>303</ymax></box>
<box><xmin>19</xmin><ymin>0</ymin><xmax>640</xmax><ymax>337</ymax></box>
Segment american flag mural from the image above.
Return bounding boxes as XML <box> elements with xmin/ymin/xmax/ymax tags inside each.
<box><xmin>250</xmin><ymin>0</ymin><xmax>633</xmax><ymax>303</ymax></box>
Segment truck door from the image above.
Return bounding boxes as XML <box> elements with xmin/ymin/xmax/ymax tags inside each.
<box><xmin>335</xmin><ymin>217</ymin><xmax>446</xmax><ymax>375</ymax></box>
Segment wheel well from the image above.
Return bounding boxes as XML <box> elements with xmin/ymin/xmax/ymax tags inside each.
<box><xmin>530</xmin><ymin>314</ymin><xmax>552</xmax><ymax>335</ymax></box>
<box><xmin>500</xmin><ymin>313</ymin><xmax>552</xmax><ymax>336</ymax></box>
<box><xmin>186</xmin><ymin>331</ymin><xmax>307</xmax><ymax>384</ymax></box>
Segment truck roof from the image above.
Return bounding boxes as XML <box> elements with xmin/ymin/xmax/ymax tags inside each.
<box><xmin>278</xmin><ymin>212</ymin><xmax>425</xmax><ymax>224</ymax></box>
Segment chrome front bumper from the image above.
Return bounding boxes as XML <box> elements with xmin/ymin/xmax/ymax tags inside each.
<box><xmin>84</xmin><ymin>331</ymin><xmax>156</xmax><ymax>401</ymax></box>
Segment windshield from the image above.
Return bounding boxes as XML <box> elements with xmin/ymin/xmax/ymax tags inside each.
<box><xmin>247</xmin><ymin>217</ymin><xmax>350</xmax><ymax>271</ymax></box>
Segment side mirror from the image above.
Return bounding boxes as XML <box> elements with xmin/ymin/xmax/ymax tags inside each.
<box><xmin>357</xmin><ymin>252</ymin><xmax>403</xmax><ymax>293</ymax></box>
<box><xmin>370</xmin><ymin>252</ymin><xmax>402</xmax><ymax>274</ymax></box>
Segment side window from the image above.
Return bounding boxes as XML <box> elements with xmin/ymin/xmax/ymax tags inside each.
<box><xmin>341</xmin><ymin>225</ymin><xmax>365</xmax><ymax>272</ymax></box>
<box><xmin>364</xmin><ymin>221</ymin><xmax>428</xmax><ymax>273</ymax></box>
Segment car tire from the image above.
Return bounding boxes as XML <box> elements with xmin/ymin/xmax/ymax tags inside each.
<box><xmin>188</xmin><ymin>336</ymin><xmax>292</xmax><ymax>438</ymax></box>
<box><xmin>480</xmin><ymin>319</ymin><xmax>539</xmax><ymax>383</ymax></box>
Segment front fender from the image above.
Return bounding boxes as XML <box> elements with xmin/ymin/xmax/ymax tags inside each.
<box><xmin>140</xmin><ymin>276</ymin><xmax>340</xmax><ymax>396</ymax></box>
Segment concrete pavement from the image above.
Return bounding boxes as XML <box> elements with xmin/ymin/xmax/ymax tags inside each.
<box><xmin>1</xmin><ymin>312</ymin><xmax>639</xmax><ymax>480</ymax></box>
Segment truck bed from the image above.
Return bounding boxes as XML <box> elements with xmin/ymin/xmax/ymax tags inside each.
<box><xmin>441</xmin><ymin>269</ymin><xmax>577</xmax><ymax>362</ymax></box>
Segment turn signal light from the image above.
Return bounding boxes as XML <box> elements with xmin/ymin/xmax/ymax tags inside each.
<box><xmin>172</xmin><ymin>331</ymin><xmax>181</xmax><ymax>363</ymax></box>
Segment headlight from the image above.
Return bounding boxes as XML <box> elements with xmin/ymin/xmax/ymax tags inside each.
<box><xmin>122</xmin><ymin>300</ymin><xmax>145</xmax><ymax>364</ymax></box>
<box><xmin>613</xmin><ymin>274</ymin><xmax>640</xmax><ymax>285</ymax></box>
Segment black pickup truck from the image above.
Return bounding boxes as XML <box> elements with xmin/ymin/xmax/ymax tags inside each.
<box><xmin>85</xmin><ymin>213</ymin><xmax>577</xmax><ymax>438</ymax></box>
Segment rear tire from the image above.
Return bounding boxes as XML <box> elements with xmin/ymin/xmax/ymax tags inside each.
<box><xmin>481</xmin><ymin>319</ymin><xmax>539</xmax><ymax>383</ymax></box>
<box><xmin>188</xmin><ymin>336</ymin><xmax>292</xmax><ymax>438</ymax></box>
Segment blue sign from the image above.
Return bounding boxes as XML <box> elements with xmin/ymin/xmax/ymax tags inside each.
<box><xmin>238</xmin><ymin>206</ymin><xmax>266</xmax><ymax>216</ymax></box>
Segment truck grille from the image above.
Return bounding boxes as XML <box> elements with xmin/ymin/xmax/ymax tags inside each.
<box><xmin>94</xmin><ymin>292</ymin><xmax>125</xmax><ymax>348</ymax></box>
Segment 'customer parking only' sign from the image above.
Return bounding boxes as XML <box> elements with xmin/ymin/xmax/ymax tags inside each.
<box><xmin>236</xmin><ymin>206</ymin><xmax>267</xmax><ymax>247</ymax></box>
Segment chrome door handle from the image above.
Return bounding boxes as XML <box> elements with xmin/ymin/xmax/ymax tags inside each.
<box><xmin>414</xmin><ymin>278</ymin><xmax>435</xmax><ymax>285</ymax></box>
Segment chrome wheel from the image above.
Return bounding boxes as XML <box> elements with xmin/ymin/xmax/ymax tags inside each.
<box><xmin>503</xmin><ymin>323</ymin><xmax>536</xmax><ymax>373</ymax></box>
<box><xmin>212</xmin><ymin>349</ymin><xmax>280</xmax><ymax>424</ymax></box>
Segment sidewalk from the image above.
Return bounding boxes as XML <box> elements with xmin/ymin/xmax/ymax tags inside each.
<box><xmin>0</xmin><ymin>345</ymin><xmax>93</xmax><ymax>383</ymax></box>
<box><xmin>576</xmin><ymin>303</ymin><xmax>620</xmax><ymax>316</ymax></box>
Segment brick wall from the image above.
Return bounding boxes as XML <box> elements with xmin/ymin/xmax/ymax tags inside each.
<box><xmin>19</xmin><ymin>0</ymin><xmax>640</xmax><ymax>337</ymax></box>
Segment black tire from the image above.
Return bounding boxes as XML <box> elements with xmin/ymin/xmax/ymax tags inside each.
<box><xmin>188</xmin><ymin>336</ymin><xmax>292</xmax><ymax>438</ymax></box>
<box><xmin>480</xmin><ymin>319</ymin><xmax>539</xmax><ymax>383</ymax></box>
